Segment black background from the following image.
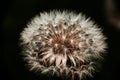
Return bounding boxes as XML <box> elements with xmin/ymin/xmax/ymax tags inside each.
<box><xmin>1</xmin><ymin>0</ymin><xmax>120</xmax><ymax>80</ymax></box>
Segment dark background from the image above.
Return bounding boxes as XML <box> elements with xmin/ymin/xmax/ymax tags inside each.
<box><xmin>1</xmin><ymin>0</ymin><xmax>120</xmax><ymax>80</ymax></box>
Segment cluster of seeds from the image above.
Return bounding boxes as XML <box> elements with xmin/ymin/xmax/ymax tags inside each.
<box><xmin>20</xmin><ymin>11</ymin><xmax>107</xmax><ymax>80</ymax></box>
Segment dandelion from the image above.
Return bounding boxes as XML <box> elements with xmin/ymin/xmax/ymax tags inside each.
<box><xmin>20</xmin><ymin>10</ymin><xmax>107</xmax><ymax>80</ymax></box>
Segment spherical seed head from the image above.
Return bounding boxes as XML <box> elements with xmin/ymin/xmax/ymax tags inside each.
<box><xmin>20</xmin><ymin>10</ymin><xmax>107</xmax><ymax>80</ymax></box>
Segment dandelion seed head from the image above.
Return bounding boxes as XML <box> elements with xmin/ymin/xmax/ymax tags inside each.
<box><xmin>20</xmin><ymin>10</ymin><xmax>107</xmax><ymax>80</ymax></box>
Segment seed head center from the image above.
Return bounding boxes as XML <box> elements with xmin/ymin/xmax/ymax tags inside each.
<box><xmin>51</xmin><ymin>36</ymin><xmax>79</xmax><ymax>55</ymax></box>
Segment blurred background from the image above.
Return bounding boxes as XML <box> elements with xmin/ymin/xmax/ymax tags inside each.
<box><xmin>1</xmin><ymin>0</ymin><xmax>120</xmax><ymax>80</ymax></box>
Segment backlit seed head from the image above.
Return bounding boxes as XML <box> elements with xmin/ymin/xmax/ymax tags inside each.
<box><xmin>20</xmin><ymin>10</ymin><xmax>107</xmax><ymax>80</ymax></box>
